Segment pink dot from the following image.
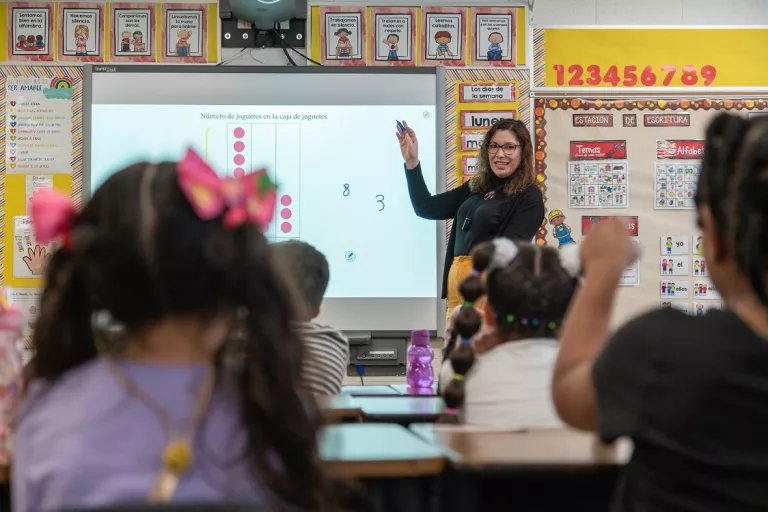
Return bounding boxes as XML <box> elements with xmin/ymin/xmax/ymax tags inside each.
<box><xmin>233</xmin><ymin>168</ymin><xmax>245</xmax><ymax>178</ymax></box>
<box><xmin>280</xmin><ymin>222</ymin><xmax>292</xmax><ymax>233</ymax></box>
<box><xmin>233</xmin><ymin>127</ymin><xmax>245</xmax><ymax>138</ymax></box>
<box><xmin>280</xmin><ymin>195</ymin><xmax>292</xmax><ymax>206</ymax></box>
<box><xmin>233</xmin><ymin>154</ymin><xmax>245</xmax><ymax>166</ymax></box>
<box><xmin>280</xmin><ymin>208</ymin><xmax>292</xmax><ymax>219</ymax></box>
<box><xmin>234</xmin><ymin>141</ymin><xmax>245</xmax><ymax>152</ymax></box>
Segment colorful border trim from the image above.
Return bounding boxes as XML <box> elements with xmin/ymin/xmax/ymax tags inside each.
<box><xmin>533</xmin><ymin>28</ymin><xmax>545</xmax><ymax>88</ymax></box>
<box><xmin>533</xmin><ymin>96</ymin><xmax>768</xmax><ymax>246</ymax></box>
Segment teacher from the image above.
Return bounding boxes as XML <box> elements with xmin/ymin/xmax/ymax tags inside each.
<box><xmin>397</xmin><ymin>118</ymin><xmax>545</xmax><ymax>318</ymax></box>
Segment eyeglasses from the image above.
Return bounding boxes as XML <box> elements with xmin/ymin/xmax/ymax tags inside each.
<box><xmin>488</xmin><ymin>143</ymin><xmax>521</xmax><ymax>154</ymax></box>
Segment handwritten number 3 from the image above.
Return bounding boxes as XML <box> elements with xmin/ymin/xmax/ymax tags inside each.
<box><xmin>376</xmin><ymin>195</ymin><xmax>385</xmax><ymax>211</ymax></box>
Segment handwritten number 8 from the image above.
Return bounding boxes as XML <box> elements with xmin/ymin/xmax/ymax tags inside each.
<box><xmin>376</xmin><ymin>195</ymin><xmax>385</xmax><ymax>212</ymax></box>
<box><xmin>342</xmin><ymin>184</ymin><xmax>350</xmax><ymax>197</ymax></box>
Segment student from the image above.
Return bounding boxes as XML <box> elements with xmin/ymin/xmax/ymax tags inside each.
<box><xmin>552</xmin><ymin>113</ymin><xmax>768</xmax><ymax>511</ymax></box>
<box><xmin>13</xmin><ymin>149</ymin><xmax>330</xmax><ymax>511</ymax></box>
<box><xmin>0</xmin><ymin>292</ymin><xmax>23</xmax><ymax>472</ymax></box>
<box><xmin>440</xmin><ymin>238</ymin><xmax>580</xmax><ymax>428</ymax></box>
<box><xmin>272</xmin><ymin>241</ymin><xmax>349</xmax><ymax>396</ymax></box>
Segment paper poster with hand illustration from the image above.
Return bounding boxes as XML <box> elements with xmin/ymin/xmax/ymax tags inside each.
<box><xmin>6</xmin><ymin>288</ymin><xmax>43</xmax><ymax>337</ymax></box>
<box><xmin>321</xmin><ymin>6</ymin><xmax>366</xmax><ymax>66</ymax></box>
<box><xmin>110</xmin><ymin>3</ymin><xmax>155</xmax><ymax>61</ymax></box>
<box><xmin>58</xmin><ymin>3</ymin><xmax>103</xmax><ymax>61</ymax></box>
<box><xmin>471</xmin><ymin>7</ymin><xmax>516</xmax><ymax>66</ymax></box>
<box><xmin>13</xmin><ymin>216</ymin><xmax>55</xmax><ymax>279</ymax></box>
<box><xmin>162</xmin><ymin>4</ymin><xmax>207</xmax><ymax>62</ymax></box>
<box><xmin>9</xmin><ymin>2</ymin><xmax>54</xmax><ymax>62</ymax></box>
<box><xmin>371</xmin><ymin>7</ymin><xmax>415</xmax><ymax>66</ymax></box>
<box><xmin>422</xmin><ymin>7</ymin><xmax>467</xmax><ymax>66</ymax></box>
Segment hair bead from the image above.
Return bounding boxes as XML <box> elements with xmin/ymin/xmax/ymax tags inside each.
<box><xmin>461</xmin><ymin>336</ymin><xmax>472</xmax><ymax>345</ymax></box>
<box><xmin>547</xmin><ymin>321</ymin><xmax>557</xmax><ymax>330</ymax></box>
<box><xmin>463</xmin><ymin>301</ymin><xmax>475</xmax><ymax>308</ymax></box>
<box><xmin>453</xmin><ymin>374</ymin><xmax>464</xmax><ymax>381</ymax></box>
<box><xmin>532</xmin><ymin>318</ymin><xmax>540</xmax><ymax>327</ymax></box>
<box><xmin>506</xmin><ymin>314</ymin><xmax>515</xmax><ymax>323</ymax></box>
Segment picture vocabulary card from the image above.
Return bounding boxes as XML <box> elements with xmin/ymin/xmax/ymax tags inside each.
<box><xmin>58</xmin><ymin>3</ymin><xmax>104</xmax><ymax>61</ymax></box>
<box><xmin>422</xmin><ymin>7</ymin><xmax>467</xmax><ymax>66</ymax></box>
<box><xmin>471</xmin><ymin>7</ymin><xmax>516</xmax><ymax>66</ymax></box>
<box><xmin>110</xmin><ymin>3</ymin><xmax>155</xmax><ymax>61</ymax></box>
<box><xmin>321</xmin><ymin>6</ymin><xmax>366</xmax><ymax>66</ymax></box>
<box><xmin>9</xmin><ymin>2</ymin><xmax>54</xmax><ymax>62</ymax></box>
<box><xmin>370</xmin><ymin>7</ymin><xmax>415</xmax><ymax>65</ymax></box>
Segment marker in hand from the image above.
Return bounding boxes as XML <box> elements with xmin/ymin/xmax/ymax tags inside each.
<box><xmin>396</xmin><ymin>120</ymin><xmax>406</xmax><ymax>133</ymax></box>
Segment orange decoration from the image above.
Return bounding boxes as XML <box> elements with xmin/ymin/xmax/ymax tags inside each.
<box><xmin>535</xmin><ymin>151</ymin><xmax>545</xmax><ymax>161</ymax></box>
<box><xmin>615</xmin><ymin>100</ymin><xmax>625</xmax><ymax>108</ymax></box>
<box><xmin>535</xmin><ymin>107</ymin><xmax>544</xmax><ymax>117</ymax></box>
<box><xmin>571</xmin><ymin>99</ymin><xmax>581</xmax><ymax>108</ymax></box>
<box><xmin>548</xmin><ymin>100</ymin><xmax>558</xmax><ymax>108</ymax></box>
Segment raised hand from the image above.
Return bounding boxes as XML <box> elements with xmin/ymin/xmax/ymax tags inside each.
<box><xmin>581</xmin><ymin>219</ymin><xmax>639</xmax><ymax>280</ymax></box>
<box><xmin>395</xmin><ymin>121</ymin><xmax>419</xmax><ymax>170</ymax></box>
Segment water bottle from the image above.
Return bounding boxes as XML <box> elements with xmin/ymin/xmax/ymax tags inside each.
<box><xmin>406</xmin><ymin>329</ymin><xmax>434</xmax><ymax>388</ymax></box>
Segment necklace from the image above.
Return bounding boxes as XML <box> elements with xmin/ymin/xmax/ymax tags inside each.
<box><xmin>104</xmin><ymin>358</ymin><xmax>216</xmax><ymax>502</ymax></box>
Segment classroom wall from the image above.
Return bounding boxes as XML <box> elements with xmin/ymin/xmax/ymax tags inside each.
<box><xmin>221</xmin><ymin>0</ymin><xmax>768</xmax><ymax>66</ymax></box>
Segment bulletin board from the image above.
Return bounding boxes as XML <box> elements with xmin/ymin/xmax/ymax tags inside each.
<box><xmin>308</xmin><ymin>3</ymin><xmax>527</xmax><ymax>67</ymax></box>
<box><xmin>0</xmin><ymin>2</ymin><xmax>218</xmax><ymax>63</ymax></box>
<box><xmin>0</xmin><ymin>65</ymin><xmax>83</xmax><ymax>342</ymax></box>
<box><xmin>535</xmin><ymin>96</ymin><xmax>768</xmax><ymax>325</ymax></box>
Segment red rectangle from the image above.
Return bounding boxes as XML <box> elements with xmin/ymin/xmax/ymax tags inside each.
<box><xmin>572</xmin><ymin>114</ymin><xmax>613</xmax><ymax>127</ymax></box>
<box><xmin>644</xmin><ymin>114</ymin><xmax>690</xmax><ymax>127</ymax></box>
<box><xmin>656</xmin><ymin>140</ymin><xmax>705</xmax><ymax>159</ymax></box>
<box><xmin>581</xmin><ymin>216</ymin><xmax>639</xmax><ymax>236</ymax></box>
<box><xmin>462</xmin><ymin>154</ymin><xmax>479</xmax><ymax>175</ymax></box>
<box><xmin>569</xmin><ymin>140</ymin><xmax>627</xmax><ymax>160</ymax></box>
<box><xmin>460</xmin><ymin>131</ymin><xmax>486</xmax><ymax>151</ymax></box>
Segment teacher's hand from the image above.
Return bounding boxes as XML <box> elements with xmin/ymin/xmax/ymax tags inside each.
<box><xmin>396</xmin><ymin>121</ymin><xmax>420</xmax><ymax>170</ymax></box>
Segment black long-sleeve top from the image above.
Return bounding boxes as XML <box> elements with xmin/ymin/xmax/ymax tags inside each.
<box><xmin>404</xmin><ymin>164</ymin><xmax>545</xmax><ymax>298</ymax></box>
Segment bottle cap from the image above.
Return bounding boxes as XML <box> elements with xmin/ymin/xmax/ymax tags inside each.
<box><xmin>411</xmin><ymin>329</ymin><xmax>430</xmax><ymax>346</ymax></box>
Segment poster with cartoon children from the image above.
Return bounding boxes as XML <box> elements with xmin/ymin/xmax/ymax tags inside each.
<box><xmin>58</xmin><ymin>4</ymin><xmax>103</xmax><ymax>61</ymax></box>
<box><xmin>321</xmin><ymin>7</ymin><xmax>365</xmax><ymax>65</ymax></box>
<box><xmin>422</xmin><ymin>7</ymin><xmax>466</xmax><ymax>65</ymax></box>
<box><xmin>371</xmin><ymin>7</ymin><xmax>415</xmax><ymax>66</ymax></box>
<box><xmin>163</xmin><ymin>5</ymin><xmax>206</xmax><ymax>61</ymax></box>
<box><xmin>659</xmin><ymin>280</ymin><xmax>689</xmax><ymax>299</ymax></box>
<box><xmin>10</xmin><ymin>3</ymin><xmax>54</xmax><ymax>62</ymax></box>
<box><xmin>110</xmin><ymin>3</ymin><xmax>154</xmax><ymax>61</ymax></box>
<box><xmin>471</xmin><ymin>7</ymin><xmax>517</xmax><ymax>66</ymax></box>
<box><xmin>548</xmin><ymin>209</ymin><xmax>576</xmax><ymax>247</ymax></box>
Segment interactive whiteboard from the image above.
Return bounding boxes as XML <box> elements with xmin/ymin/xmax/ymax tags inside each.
<box><xmin>84</xmin><ymin>66</ymin><xmax>444</xmax><ymax>332</ymax></box>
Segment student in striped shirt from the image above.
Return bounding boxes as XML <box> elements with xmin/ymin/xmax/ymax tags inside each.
<box><xmin>273</xmin><ymin>241</ymin><xmax>350</xmax><ymax>396</ymax></box>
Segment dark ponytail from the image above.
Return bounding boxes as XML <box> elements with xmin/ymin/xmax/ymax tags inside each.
<box><xmin>439</xmin><ymin>243</ymin><xmax>494</xmax><ymax>423</ymax></box>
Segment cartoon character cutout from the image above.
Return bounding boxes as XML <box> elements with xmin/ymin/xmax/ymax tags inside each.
<box><xmin>434</xmin><ymin>31</ymin><xmax>453</xmax><ymax>58</ymax></box>
<box><xmin>487</xmin><ymin>32</ymin><xmax>503</xmax><ymax>61</ymax></box>
<box><xmin>121</xmin><ymin>31</ymin><xmax>131</xmax><ymax>52</ymax></box>
<box><xmin>666</xmin><ymin>236</ymin><xmax>673</xmax><ymax>254</ymax></box>
<box><xmin>74</xmin><ymin>25</ymin><xmax>89</xmax><ymax>56</ymax></box>
<box><xmin>695</xmin><ymin>236</ymin><xmax>703</xmax><ymax>254</ymax></box>
<box><xmin>132</xmin><ymin>31</ymin><xmax>145</xmax><ymax>52</ymax></box>
<box><xmin>17</xmin><ymin>34</ymin><xmax>45</xmax><ymax>52</ymax></box>
<box><xmin>668</xmin><ymin>258</ymin><xmax>674</xmax><ymax>274</ymax></box>
<box><xmin>176</xmin><ymin>29</ymin><xmax>192</xmax><ymax>57</ymax></box>
<box><xmin>548</xmin><ymin>209</ymin><xmax>575</xmax><ymax>247</ymax></box>
<box><xmin>662</xmin><ymin>259</ymin><xmax>668</xmax><ymax>274</ymax></box>
<box><xmin>334</xmin><ymin>28</ymin><xmax>353</xmax><ymax>58</ymax></box>
<box><xmin>661</xmin><ymin>282</ymin><xmax>667</xmax><ymax>295</ymax></box>
<box><xmin>383</xmin><ymin>33</ymin><xmax>399</xmax><ymax>61</ymax></box>
<box><xmin>694</xmin><ymin>260</ymin><xmax>700</xmax><ymax>276</ymax></box>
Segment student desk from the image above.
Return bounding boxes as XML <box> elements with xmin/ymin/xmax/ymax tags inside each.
<box><xmin>389</xmin><ymin>384</ymin><xmax>438</xmax><ymax>396</ymax></box>
<box><xmin>321</xmin><ymin>424</ymin><xmax>445</xmax><ymax>512</ymax></box>
<box><xmin>410</xmin><ymin>425</ymin><xmax>631</xmax><ymax>512</ymax></box>
<box><xmin>341</xmin><ymin>385</ymin><xmax>399</xmax><ymax>396</ymax></box>
<box><xmin>317</xmin><ymin>394</ymin><xmax>363</xmax><ymax>423</ymax></box>
<box><xmin>355</xmin><ymin>397</ymin><xmax>445</xmax><ymax>425</ymax></box>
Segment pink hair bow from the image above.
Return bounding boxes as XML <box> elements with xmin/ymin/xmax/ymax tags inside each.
<box><xmin>30</xmin><ymin>189</ymin><xmax>77</xmax><ymax>247</ymax></box>
<box><xmin>177</xmin><ymin>148</ymin><xmax>277</xmax><ymax>229</ymax></box>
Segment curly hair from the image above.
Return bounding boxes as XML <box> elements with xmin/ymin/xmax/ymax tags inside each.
<box><xmin>469</xmin><ymin>118</ymin><xmax>535</xmax><ymax>197</ymax></box>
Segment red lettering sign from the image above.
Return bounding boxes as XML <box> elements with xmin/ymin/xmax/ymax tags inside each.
<box><xmin>581</xmin><ymin>216</ymin><xmax>639</xmax><ymax>236</ymax></box>
<box><xmin>656</xmin><ymin>140</ymin><xmax>705</xmax><ymax>159</ymax></box>
<box><xmin>644</xmin><ymin>114</ymin><xmax>691</xmax><ymax>127</ymax></box>
<box><xmin>569</xmin><ymin>140</ymin><xmax>627</xmax><ymax>160</ymax></box>
<box><xmin>572</xmin><ymin>114</ymin><xmax>614</xmax><ymax>127</ymax></box>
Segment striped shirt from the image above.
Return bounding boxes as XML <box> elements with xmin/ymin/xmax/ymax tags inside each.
<box><xmin>294</xmin><ymin>322</ymin><xmax>349</xmax><ymax>396</ymax></box>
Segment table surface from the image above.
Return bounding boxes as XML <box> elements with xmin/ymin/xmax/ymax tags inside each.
<box><xmin>321</xmin><ymin>423</ymin><xmax>446</xmax><ymax>478</ymax></box>
<box><xmin>389</xmin><ymin>384</ymin><xmax>438</xmax><ymax>396</ymax></box>
<box><xmin>355</xmin><ymin>396</ymin><xmax>445</xmax><ymax>420</ymax></box>
<box><xmin>410</xmin><ymin>424</ymin><xmax>632</xmax><ymax>470</ymax></box>
<box><xmin>341</xmin><ymin>385</ymin><xmax>399</xmax><ymax>396</ymax></box>
<box><xmin>316</xmin><ymin>394</ymin><xmax>362</xmax><ymax>423</ymax></box>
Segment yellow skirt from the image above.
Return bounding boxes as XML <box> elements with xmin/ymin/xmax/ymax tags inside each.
<box><xmin>446</xmin><ymin>256</ymin><xmax>485</xmax><ymax>326</ymax></box>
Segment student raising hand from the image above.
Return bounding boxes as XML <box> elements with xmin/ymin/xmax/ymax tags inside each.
<box><xmin>580</xmin><ymin>218</ymin><xmax>637</xmax><ymax>279</ymax></box>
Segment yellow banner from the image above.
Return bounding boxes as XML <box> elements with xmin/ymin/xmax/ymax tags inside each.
<box><xmin>536</xmin><ymin>28</ymin><xmax>768</xmax><ymax>88</ymax></box>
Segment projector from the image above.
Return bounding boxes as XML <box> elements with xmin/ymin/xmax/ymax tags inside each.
<box><xmin>230</xmin><ymin>0</ymin><xmax>297</xmax><ymax>30</ymax></box>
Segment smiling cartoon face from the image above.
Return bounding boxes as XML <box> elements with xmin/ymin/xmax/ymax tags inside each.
<box><xmin>488</xmin><ymin>32</ymin><xmax>503</xmax><ymax>44</ymax></box>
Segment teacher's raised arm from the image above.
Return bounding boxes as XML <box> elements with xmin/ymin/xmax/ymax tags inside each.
<box><xmin>397</xmin><ymin>118</ymin><xmax>545</xmax><ymax>318</ymax></box>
